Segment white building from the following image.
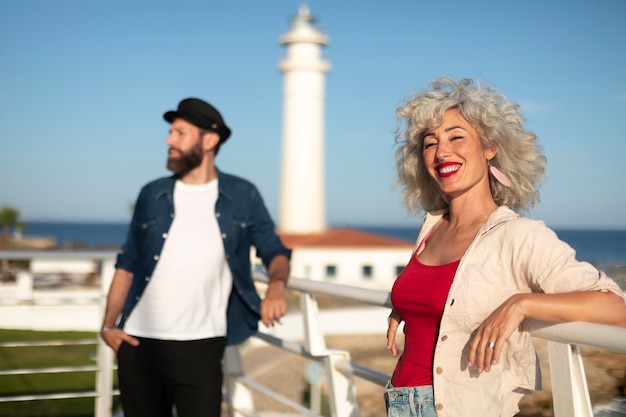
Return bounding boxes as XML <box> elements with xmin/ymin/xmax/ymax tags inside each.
<box><xmin>279</xmin><ymin>228</ymin><xmax>413</xmax><ymax>290</ymax></box>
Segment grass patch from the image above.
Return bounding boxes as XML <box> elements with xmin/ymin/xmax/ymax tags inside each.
<box><xmin>0</xmin><ymin>329</ymin><xmax>120</xmax><ymax>417</ymax></box>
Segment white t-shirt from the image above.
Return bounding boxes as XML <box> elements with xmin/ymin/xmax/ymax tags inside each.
<box><xmin>124</xmin><ymin>179</ymin><xmax>233</xmax><ymax>340</ymax></box>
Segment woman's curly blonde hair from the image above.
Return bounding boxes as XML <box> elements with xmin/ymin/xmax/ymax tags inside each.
<box><xmin>395</xmin><ymin>76</ymin><xmax>546</xmax><ymax>214</ymax></box>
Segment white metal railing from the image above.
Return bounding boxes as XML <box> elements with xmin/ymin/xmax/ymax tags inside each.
<box><xmin>0</xmin><ymin>338</ymin><xmax>118</xmax><ymax>402</ymax></box>
<box><xmin>240</xmin><ymin>275</ymin><xmax>626</xmax><ymax>417</ymax></box>
<box><xmin>0</xmin><ymin>250</ymin><xmax>117</xmax><ymax>416</ymax></box>
<box><xmin>1</xmin><ymin>250</ymin><xmax>625</xmax><ymax>417</ymax></box>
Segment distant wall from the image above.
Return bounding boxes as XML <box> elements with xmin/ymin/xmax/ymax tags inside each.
<box><xmin>0</xmin><ymin>304</ymin><xmax>101</xmax><ymax>331</ymax></box>
<box><xmin>30</xmin><ymin>258</ymin><xmax>97</xmax><ymax>274</ymax></box>
<box><xmin>0</xmin><ymin>274</ymin><xmax>388</xmax><ymax>337</ymax></box>
<box><xmin>1</xmin><ymin>256</ymin><xmax>392</xmax><ymax>336</ymax></box>
<box><xmin>0</xmin><ymin>272</ymin><xmax>101</xmax><ymax>331</ymax></box>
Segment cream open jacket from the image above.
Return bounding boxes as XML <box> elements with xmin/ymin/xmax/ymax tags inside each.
<box><xmin>412</xmin><ymin>206</ymin><xmax>625</xmax><ymax>417</ymax></box>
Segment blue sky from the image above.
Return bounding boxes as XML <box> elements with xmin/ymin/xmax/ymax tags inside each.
<box><xmin>1</xmin><ymin>0</ymin><xmax>625</xmax><ymax>229</ymax></box>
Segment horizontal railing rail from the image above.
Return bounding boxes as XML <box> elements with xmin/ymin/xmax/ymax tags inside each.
<box><xmin>528</xmin><ymin>320</ymin><xmax>626</xmax><ymax>354</ymax></box>
<box><xmin>0</xmin><ymin>337</ymin><xmax>120</xmax><ymax>404</ymax></box>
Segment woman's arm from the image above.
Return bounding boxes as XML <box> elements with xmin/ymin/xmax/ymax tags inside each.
<box><xmin>386</xmin><ymin>308</ymin><xmax>404</xmax><ymax>357</ymax></box>
<box><xmin>467</xmin><ymin>290</ymin><xmax>626</xmax><ymax>373</ymax></box>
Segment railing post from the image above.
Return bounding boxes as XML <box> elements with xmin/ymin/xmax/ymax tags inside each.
<box><xmin>300</xmin><ymin>293</ymin><xmax>327</xmax><ymax>355</ymax></box>
<box><xmin>15</xmin><ymin>270</ymin><xmax>34</xmax><ymax>300</ymax></box>
<box><xmin>547</xmin><ymin>341</ymin><xmax>593</xmax><ymax>417</ymax></box>
<box><xmin>301</xmin><ymin>292</ymin><xmax>330</xmax><ymax>413</ymax></box>
<box><xmin>324</xmin><ymin>349</ymin><xmax>360</xmax><ymax>417</ymax></box>
<box><xmin>297</xmin><ymin>286</ymin><xmax>359</xmax><ymax>416</ymax></box>
<box><xmin>223</xmin><ymin>345</ymin><xmax>256</xmax><ymax>417</ymax></box>
<box><xmin>95</xmin><ymin>258</ymin><xmax>116</xmax><ymax>417</ymax></box>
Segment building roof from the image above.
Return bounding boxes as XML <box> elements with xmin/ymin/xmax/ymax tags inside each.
<box><xmin>278</xmin><ymin>227</ymin><xmax>414</xmax><ymax>249</ymax></box>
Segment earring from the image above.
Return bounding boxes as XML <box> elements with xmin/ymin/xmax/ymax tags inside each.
<box><xmin>488</xmin><ymin>160</ymin><xmax>511</xmax><ymax>187</ymax></box>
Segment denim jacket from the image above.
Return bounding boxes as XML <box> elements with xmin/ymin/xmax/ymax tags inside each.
<box><xmin>115</xmin><ymin>170</ymin><xmax>291</xmax><ymax>345</ymax></box>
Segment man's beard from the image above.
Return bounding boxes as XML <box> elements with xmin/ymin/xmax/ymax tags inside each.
<box><xmin>166</xmin><ymin>140</ymin><xmax>204</xmax><ymax>177</ymax></box>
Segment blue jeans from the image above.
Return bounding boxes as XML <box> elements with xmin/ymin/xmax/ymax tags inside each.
<box><xmin>384</xmin><ymin>382</ymin><xmax>437</xmax><ymax>417</ymax></box>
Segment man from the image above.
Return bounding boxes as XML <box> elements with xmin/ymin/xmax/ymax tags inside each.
<box><xmin>101</xmin><ymin>98</ymin><xmax>291</xmax><ymax>417</ymax></box>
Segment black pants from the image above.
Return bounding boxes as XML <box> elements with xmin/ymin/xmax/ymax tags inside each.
<box><xmin>117</xmin><ymin>336</ymin><xmax>227</xmax><ymax>417</ymax></box>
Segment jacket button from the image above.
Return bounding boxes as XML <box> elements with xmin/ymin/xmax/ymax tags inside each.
<box><xmin>221</xmin><ymin>233</ymin><xmax>227</xmax><ymax>239</ymax></box>
<box><xmin>436</xmin><ymin>403</ymin><xmax>443</xmax><ymax>411</ymax></box>
<box><xmin>436</xmin><ymin>367</ymin><xmax>443</xmax><ymax>374</ymax></box>
<box><xmin>441</xmin><ymin>335</ymin><xmax>448</xmax><ymax>341</ymax></box>
<box><xmin>216</xmin><ymin>212</ymin><xmax>221</xmax><ymax>218</ymax></box>
<box><xmin>154</xmin><ymin>255</ymin><xmax>159</xmax><ymax>261</ymax></box>
<box><xmin>162</xmin><ymin>233</ymin><xmax>168</xmax><ymax>239</ymax></box>
<box><xmin>145</xmin><ymin>276</ymin><xmax>150</xmax><ymax>282</ymax></box>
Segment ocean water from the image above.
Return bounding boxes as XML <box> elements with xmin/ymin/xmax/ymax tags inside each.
<box><xmin>17</xmin><ymin>221</ymin><xmax>130</xmax><ymax>249</ymax></box>
<box><xmin>15</xmin><ymin>222</ymin><xmax>626</xmax><ymax>266</ymax></box>
<box><xmin>360</xmin><ymin>225</ymin><xmax>626</xmax><ymax>267</ymax></box>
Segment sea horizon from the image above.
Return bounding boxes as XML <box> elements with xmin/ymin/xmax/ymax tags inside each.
<box><xmin>16</xmin><ymin>218</ymin><xmax>626</xmax><ymax>231</ymax></box>
<box><xmin>9</xmin><ymin>220</ymin><xmax>626</xmax><ymax>267</ymax></box>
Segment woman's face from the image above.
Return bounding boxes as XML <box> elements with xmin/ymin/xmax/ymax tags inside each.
<box><xmin>422</xmin><ymin>108</ymin><xmax>495</xmax><ymax>200</ymax></box>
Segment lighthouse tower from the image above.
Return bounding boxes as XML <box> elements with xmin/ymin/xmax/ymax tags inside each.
<box><xmin>278</xmin><ymin>6</ymin><xmax>330</xmax><ymax>234</ymax></box>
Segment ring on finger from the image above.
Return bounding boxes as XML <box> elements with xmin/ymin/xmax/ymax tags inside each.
<box><xmin>487</xmin><ymin>341</ymin><xmax>495</xmax><ymax>349</ymax></box>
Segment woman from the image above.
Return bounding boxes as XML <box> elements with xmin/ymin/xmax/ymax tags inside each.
<box><xmin>385</xmin><ymin>76</ymin><xmax>626</xmax><ymax>417</ymax></box>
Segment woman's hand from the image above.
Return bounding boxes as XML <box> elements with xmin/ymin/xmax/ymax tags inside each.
<box><xmin>468</xmin><ymin>290</ymin><xmax>626</xmax><ymax>373</ymax></box>
<box><xmin>467</xmin><ymin>294</ymin><xmax>527</xmax><ymax>373</ymax></box>
<box><xmin>386</xmin><ymin>309</ymin><xmax>403</xmax><ymax>357</ymax></box>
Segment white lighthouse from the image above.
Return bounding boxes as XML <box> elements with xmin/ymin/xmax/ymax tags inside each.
<box><xmin>277</xmin><ymin>5</ymin><xmax>330</xmax><ymax>234</ymax></box>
